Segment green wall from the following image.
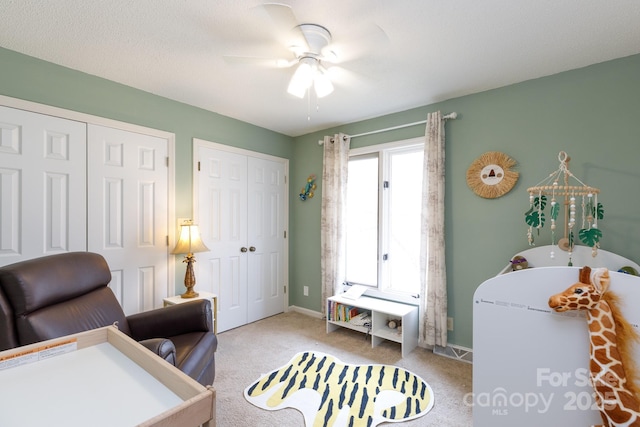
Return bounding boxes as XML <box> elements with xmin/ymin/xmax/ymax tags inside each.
<box><xmin>2</xmin><ymin>46</ymin><xmax>640</xmax><ymax>350</ymax></box>
<box><xmin>290</xmin><ymin>54</ymin><xmax>640</xmax><ymax>349</ymax></box>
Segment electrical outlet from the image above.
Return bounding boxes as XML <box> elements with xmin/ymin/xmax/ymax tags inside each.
<box><xmin>447</xmin><ymin>317</ymin><xmax>454</xmax><ymax>331</ymax></box>
<box><xmin>303</xmin><ymin>286</ymin><xmax>309</xmax><ymax>296</ymax></box>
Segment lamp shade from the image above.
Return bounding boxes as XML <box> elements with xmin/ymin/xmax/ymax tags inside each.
<box><xmin>314</xmin><ymin>66</ymin><xmax>334</xmax><ymax>98</ymax></box>
<box><xmin>287</xmin><ymin>58</ymin><xmax>314</xmax><ymax>98</ymax></box>
<box><xmin>171</xmin><ymin>222</ymin><xmax>209</xmax><ymax>254</ymax></box>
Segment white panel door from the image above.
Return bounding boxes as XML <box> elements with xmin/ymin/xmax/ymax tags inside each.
<box><xmin>196</xmin><ymin>141</ymin><xmax>286</xmax><ymax>332</ymax></box>
<box><xmin>0</xmin><ymin>105</ymin><xmax>86</xmax><ymax>266</ymax></box>
<box><xmin>87</xmin><ymin>124</ymin><xmax>169</xmax><ymax>315</ymax></box>
<box><xmin>197</xmin><ymin>147</ymin><xmax>249</xmax><ymax>332</ymax></box>
<box><xmin>247</xmin><ymin>156</ymin><xmax>286</xmax><ymax>323</ymax></box>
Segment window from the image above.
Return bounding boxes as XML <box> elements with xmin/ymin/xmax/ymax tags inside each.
<box><xmin>345</xmin><ymin>138</ymin><xmax>423</xmax><ymax>303</ymax></box>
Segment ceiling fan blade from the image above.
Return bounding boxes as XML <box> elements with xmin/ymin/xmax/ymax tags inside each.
<box><xmin>329</xmin><ymin>22</ymin><xmax>389</xmax><ymax>64</ymax></box>
<box><xmin>223</xmin><ymin>55</ymin><xmax>296</xmax><ymax>68</ymax></box>
<box><xmin>262</xmin><ymin>3</ymin><xmax>309</xmax><ymax>52</ymax></box>
<box><xmin>326</xmin><ymin>65</ymin><xmax>375</xmax><ymax>90</ymax></box>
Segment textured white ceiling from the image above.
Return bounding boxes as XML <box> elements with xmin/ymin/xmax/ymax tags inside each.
<box><xmin>1</xmin><ymin>0</ymin><xmax>639</xmax><ymax>136</ymax></box>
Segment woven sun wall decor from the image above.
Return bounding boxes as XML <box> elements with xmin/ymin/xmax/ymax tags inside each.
<box><xmin>524</xmin><ymin>151</ymin><xmax>604</xmax><ymax>264</ymax></box>
<box><xmin>466</xmin><ymin>151</ymin><xmax>519</xmax><ymax>199</ymax></box>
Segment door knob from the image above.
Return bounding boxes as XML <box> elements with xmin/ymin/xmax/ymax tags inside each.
<box><xmin>240</xmin><ymin>247</ymin><xmax>248</xmax><ymax>253</ymax></box>
<box><xmin>249</xmin><ymin>246</ymin><xmax>256</xmax><ymax>252</ymax></box>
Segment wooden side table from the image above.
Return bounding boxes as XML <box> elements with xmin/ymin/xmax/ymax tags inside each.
<box><xmin>163</xmin><ymin>291</ymin><xmax>218</xmax><ymax>334</ymax></box>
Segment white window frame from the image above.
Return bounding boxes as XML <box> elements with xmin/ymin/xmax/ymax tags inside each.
<box><xmin>346</xmin><ymin>137</ymin><xmax>424</xmax><ymax>306</ymax></box>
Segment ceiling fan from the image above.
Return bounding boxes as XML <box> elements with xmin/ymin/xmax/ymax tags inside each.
<box><xmin>223</xmin><ymin>3</ymin><xmax>386</xmax><ymax>99</ymax></box>
<box><xmin>284</xmin><ymin>23</ymin><xmax>335</xmax><ymax>98</ymax></box>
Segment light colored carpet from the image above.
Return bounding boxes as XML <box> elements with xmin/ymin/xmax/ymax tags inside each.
<box><xmin>214</xmin><ymin>311</ymin><xmax>472</xmax><ymax>426</ymax></box>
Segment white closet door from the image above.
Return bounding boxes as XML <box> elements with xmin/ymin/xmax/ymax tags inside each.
<box><xmin>247</xmin><ymin>156</ymin><xmax>286</xmax><ymax>323</ymax></box>
<box><xmin>197</xmin><ymin>147</ymin><xmax>249</xmax><ymax>332</ymax></box>
<box><xmin>196</xmin><ymin>141</ymin><xmax>287</xmax><ymax>332</ymax></box>
<box><xmin>87</xmin><ymin>124</ymin><xmax>169</xmax><ymax>315</ymax></box>
<box><xmin>0</xmin><ymin>105</ymin><xmax>86</xmax><ymax>266</ymax></box>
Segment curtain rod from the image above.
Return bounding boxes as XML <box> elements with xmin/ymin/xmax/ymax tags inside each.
<box><xmin>318</xmin><ymin>112</ymin><xmax>457</xmax><ymax>145</ymax></box>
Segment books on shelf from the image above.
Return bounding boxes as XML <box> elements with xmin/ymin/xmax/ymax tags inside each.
<box><xmin>349</xmin><ymin>312</ymin><xmax>371</xmax><ymax>327</ymax></box>
<box><xmin>327</xmin><ymin>300</ymin><xmax>371</xmax><ymax>327</ymax></box>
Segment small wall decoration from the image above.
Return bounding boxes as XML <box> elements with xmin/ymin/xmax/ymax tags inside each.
<box><xmin>299</xmin><ymin>174</ymin><xmax>317</xmax><ymax>201</ymax></box>
<box><xmin>466</xmin><ymin>151</ymin><xmax>519</xmax><ymax>198</ymax></box>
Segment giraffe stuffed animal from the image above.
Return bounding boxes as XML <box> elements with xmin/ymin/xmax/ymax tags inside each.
<box><xmin>548</xmin><ymin>266</ymin><xmax>640</xmax><ymax>427</ymax></box>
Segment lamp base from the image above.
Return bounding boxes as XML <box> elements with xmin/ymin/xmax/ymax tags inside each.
<box><xmin>181</xmin><ymin>288</ymin><xmax>199</xmax><ymax>299</ymax></box>
<box><xmin>181</xmin><ymin>253</ymin><xmax>199</xmax><ymax>298</ymax></box>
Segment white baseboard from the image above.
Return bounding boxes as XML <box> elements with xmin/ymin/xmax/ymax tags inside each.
<box><xmin>288</xmin><ymin>305</ymin><xmax>323</xmax><ymax>319</ymax></box>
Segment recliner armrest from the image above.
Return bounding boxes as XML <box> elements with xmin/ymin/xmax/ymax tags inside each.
<box><xmin>127</xmin><ymin>299</ymin><xmax>212</xmax><ymax>341</ymax></box>
<box><xmin>138</xmin><ymin>338</ymin><xmax>176</xmax><ymax>366</ymax></box>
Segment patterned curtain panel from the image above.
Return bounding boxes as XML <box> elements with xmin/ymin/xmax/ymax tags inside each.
<box><xmin>419</xmin><ymin>111</ymin><xmax>448</xmax><ymax>347</ymax></box>
<box><xmin>320</xmin><ymin>133</ymin><xmax>350</xmax><ymax>315</ymax></box>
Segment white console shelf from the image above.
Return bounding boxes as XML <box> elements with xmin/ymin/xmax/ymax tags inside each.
<box><xmin>326</xmin><ymin>295</ymin><xmax>419</xmax><ymax>357</ymax></box>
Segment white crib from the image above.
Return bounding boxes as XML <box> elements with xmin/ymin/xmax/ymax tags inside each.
<box><xmin>473</xmin><ymin>246</ymin><xmax>640</xmax><ymax>426</ymax></box>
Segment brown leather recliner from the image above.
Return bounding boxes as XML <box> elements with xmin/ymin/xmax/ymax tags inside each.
<box><xmin>0</xmin><ymin>252</ymin><xmax>217</xmax><ymax>386</ymax></box>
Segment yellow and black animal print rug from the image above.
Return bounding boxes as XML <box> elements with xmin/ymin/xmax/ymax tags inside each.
<box><xmin>244</xmin><ymin>351</ymin><xmax>434</xmax><ymax>427</ymax></box>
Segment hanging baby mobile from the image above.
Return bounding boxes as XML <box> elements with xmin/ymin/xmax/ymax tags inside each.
<box><xmin>299</xmin><ymin>174</ymin><xmax>317</xmax><ymax>201</ymax></box>
<box><xmin>525</xmin><ymin>151</ymin><xmax>604</xmax><ymax>264</ymax></box>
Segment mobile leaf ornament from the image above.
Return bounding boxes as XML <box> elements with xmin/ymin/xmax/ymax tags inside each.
<box><xmin>525</xmin><ymin>151</ymin><xmax>604</xmax><ymax>265</ymax></box>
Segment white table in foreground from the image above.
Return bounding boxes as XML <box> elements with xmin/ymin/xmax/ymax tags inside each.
<box><xmin>0</xmin><ymin>326</ymin><xmax>216</xmax><ymax>427</ymax></box>
<box><xmin>164</xmin><ymin>291</ymin><xmax>218</xmax><ymax>334</ymax></box>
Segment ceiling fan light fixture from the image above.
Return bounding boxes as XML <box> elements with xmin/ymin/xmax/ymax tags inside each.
<box><xmin>287</xmin><ymin>57</ymin><xmax>316</xmax><ymax>98</ymax></box>
<box><xmin>314</xmin><ymin>67</ymin><xmax>334</xmax><ymax>98</ymax></box>
<box><xmin>287</xmin><ymin>82</ymin><xmax>306</xmax><ymax>98</ymax></box>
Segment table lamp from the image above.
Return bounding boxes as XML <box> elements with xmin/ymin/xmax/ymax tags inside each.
<box><xmin>172</xmin><ymin>220</ymin><xmax>209</xmax><ymax>298</ymax></box>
